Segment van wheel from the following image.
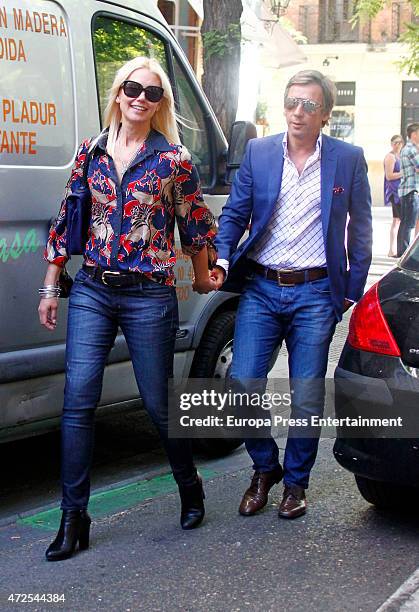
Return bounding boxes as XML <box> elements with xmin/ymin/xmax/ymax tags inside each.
<box><xmin>191</xmin><ymin>311</ymin><xmax>236</xmax><ymax>379</ymax></box>
<box><xmin>355</xmin><ymin>475</ymin><xmax>419</xmax><ymax>509</ymax></box>
<box><xmin>191</xmin><ymin>311</ymin><xmax>242</xmax><ymax>457</ymax></box>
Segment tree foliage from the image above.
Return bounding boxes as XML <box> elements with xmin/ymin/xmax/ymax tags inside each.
<box><xmin>92</xmin><ymin>17</ymin><xmax>166</xmax><ymax>118</ymax></box>
<box><xmin>352</xmin><ymin>0</ymin><xmax>419</xmax><ymax>75</ymax></box>
<box><xmin>93</xmin><ymin>17</ymin><xmax>165</xmax><ymax>65</ymax></box>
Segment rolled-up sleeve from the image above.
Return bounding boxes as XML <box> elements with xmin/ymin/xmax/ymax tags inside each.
<box><xmin>174</xmin><ymin>146</ymin><xmax>217</xmax><ymax>256</ymax></box>
<box><xmin>44</xmin><ymin>139</ymin><xmax>91</xmax><ymax>266</ymax></box>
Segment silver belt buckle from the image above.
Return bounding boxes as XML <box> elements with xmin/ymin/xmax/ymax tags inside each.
<box><xmin>276</xmin><ymin>269</ymin><xmax>296</xmax><ymax>287</ymax></box>
<box><xmin>102</xmin><ymin>270</ymin><xmax>121</xmax><ymax>286</ymax></box>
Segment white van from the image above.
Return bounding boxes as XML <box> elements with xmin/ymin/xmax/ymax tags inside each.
<box><xmin>0</xmin><ymin>0</ymin><xmax>253</xmax><ymax>452</ymax></box>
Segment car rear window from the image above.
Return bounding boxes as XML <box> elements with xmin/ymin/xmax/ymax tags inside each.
<box><xmin>401</xmin><ymin>237</ymin><xmax>419</xmax><ymax>272</ymax></box>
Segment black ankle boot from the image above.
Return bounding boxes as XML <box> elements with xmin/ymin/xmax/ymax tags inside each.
<box><xmin>45</xmin><ymin>510</ymin><xmax>91</xmax><ymax>562</ymax></box>
<box><xmin>179</xmin><ymin>475</ymin><xmax>205</xmax><ymax>530</ymax></box>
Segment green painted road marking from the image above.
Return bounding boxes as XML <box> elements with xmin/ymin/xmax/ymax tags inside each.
<box><xmin>17</xmin><ymin>468</ymin><xmax>217</xmax><ymax>531</ymax></box>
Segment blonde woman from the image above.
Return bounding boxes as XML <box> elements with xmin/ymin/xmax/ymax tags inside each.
<box><xmin>39</xmin><ymin>57</ymin><xmax>217</xmax><ymax>561</ymax></box>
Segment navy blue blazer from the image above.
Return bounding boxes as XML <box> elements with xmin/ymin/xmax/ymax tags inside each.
<box><xmin>215</xmin><ymin>133</ymin><xmax>372</xmax><ymax>320</ymax></box>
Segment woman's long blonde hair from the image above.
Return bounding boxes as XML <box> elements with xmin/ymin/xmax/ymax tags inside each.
<box><xmin>102</xmin><ymin>56</ymin><xmax>181</xmax><ymax>158</ymax></box>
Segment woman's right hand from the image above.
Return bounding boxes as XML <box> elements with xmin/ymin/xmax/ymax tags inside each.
<box><xmin>38</xmin><ymin>262</ymin><xmax>63</xmax><ymax>330</ymax></box>
<box><xmin>38</xmin><ymin>297</ymin><xmax>59</xmax><ymax>330</ymax></box>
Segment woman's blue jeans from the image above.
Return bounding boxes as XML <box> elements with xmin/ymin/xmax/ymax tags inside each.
<box><xmin>61</xmin><ymin>268</ymin><xmax>196</xmax><ymax>511</ymax></box>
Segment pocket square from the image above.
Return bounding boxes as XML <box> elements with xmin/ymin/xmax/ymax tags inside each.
<box><xmin>333</xmin><ymin>186</ymin><xmax>344</xmax><ymax>195</ymax></box>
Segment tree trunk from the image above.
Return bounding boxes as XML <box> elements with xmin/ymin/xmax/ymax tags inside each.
<box><xmin>202</xmin><ymin>0</ymin><xmax>243</xmax><ymax>140</ymax></box>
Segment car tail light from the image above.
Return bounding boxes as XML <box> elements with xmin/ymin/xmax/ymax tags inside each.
<box><xmin>348</xmin><ymin>282</ymin><xmax>401</xmax><ymax>356</ymax></box>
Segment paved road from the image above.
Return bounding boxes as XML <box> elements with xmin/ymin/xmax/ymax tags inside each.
<box><xmin>1</xmin><ymin>440</ymin><xmax>418</xmax><ymax>612</ymax></box>
<box><xmin>1</xmin><ymin>207</ymin><xmax>418</xmax><ymax>612</ymax></box>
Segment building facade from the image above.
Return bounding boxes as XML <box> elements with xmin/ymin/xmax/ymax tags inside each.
<box><xmin>156</xmin><ymin>1</ymin><xmax>418</xmax><ymax>204</ymax></box>
<box><xmin>158</xmin><ymin>0</ymin><xmax>202</xmax><ymax>74</ymax></box>
<box><xmin>261</xmin><ymin>0</ymin><xmax>419</xmax><ymax>204</ymax></box>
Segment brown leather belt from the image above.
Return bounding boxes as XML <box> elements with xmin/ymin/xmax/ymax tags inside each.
<box><xmin>82</xmin><ymin>264</ymin><xmax>165</xmax><ymax>287</ymax></box>
<box><xmin>251</xmin><ymin>261</ymin><xmax>328</xmax><ymax>286</ymax></box>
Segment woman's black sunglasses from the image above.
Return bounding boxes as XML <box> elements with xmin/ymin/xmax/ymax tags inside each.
<box><xmin>122</xmin><ymin>80</ymin><xmax>164</xmax><ymax>102</ymax></box>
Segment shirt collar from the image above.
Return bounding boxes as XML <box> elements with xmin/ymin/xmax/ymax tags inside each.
<box><xmin>282</xmin><ymin>131</ymin><xmax>323</xmax><ymax>158</ymax></box>
<box><xmin>146</xmin><ymin>129</ymin><xmax>175</xmax><ymax>153</ymax></box>
<box><xmin>95</xmin><ymin>128</ymin><xmax>174</xmax><ymax>154</ymax></box>
<box><xmin>406</xmin><ymin>139</ymin><xmax>418</xmax><ymax>149</ymax></box>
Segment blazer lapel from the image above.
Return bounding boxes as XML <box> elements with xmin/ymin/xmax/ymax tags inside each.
<box><xmin>320</xmin><ymin>135</ymin><xmax>337</xmax><ymax>243</ymax></box>
<box><xmin>259</xmin><ymin>134</ymin><xmax>284</xmax><ymax>229</ymax></box>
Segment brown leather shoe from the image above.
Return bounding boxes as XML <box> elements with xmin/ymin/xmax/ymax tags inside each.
<box><xmin>239</xmin><ymin>466</ymin><xmax>283</xmax><ymax>516</ymax></box>
<box><xmin>278</xmin><ymin>484</ymin><xmax>307</xmax><ymax>519</ymax></box>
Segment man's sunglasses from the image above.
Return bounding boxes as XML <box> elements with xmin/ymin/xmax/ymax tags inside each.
<box><xmin>284</xmin><ymin>97</ymin><xmax>323</xmax><ymax>114</ymax></box>
<box><xmin>122</xmin><ymin>80</ymin><xmax>164</xmax><ymax>102</ymax></box>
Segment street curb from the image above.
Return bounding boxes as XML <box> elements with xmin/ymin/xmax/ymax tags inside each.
<box><xmin>0</xmin><ymin>465</ymin><xmax>173</xmax><ymax>529</ymax></box>
<box><xmin>0</xmin><ymin>461</ymin><xmax>234</xmax><ymax>530</ymax></box>
<box><xmin>376</xmin><ymin>569</ymin><xmax>419</xmax><ymax>611</ymax></box>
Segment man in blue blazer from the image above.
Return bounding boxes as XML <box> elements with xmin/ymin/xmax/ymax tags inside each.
<box><xmin>211</xmin><ymin>70</ymin><xmax>372</xmax><ymax>519</ymax></box>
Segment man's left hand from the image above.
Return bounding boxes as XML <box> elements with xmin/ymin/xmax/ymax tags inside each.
<box><xmin>209</xmin><ymin>266</ymin><xmax>226</xmax><ymax>290</ymax></box>
<box><xmin>192</xmin><ymin>273</ymin><xmax>218</xmax><ymax>294</ymax></box>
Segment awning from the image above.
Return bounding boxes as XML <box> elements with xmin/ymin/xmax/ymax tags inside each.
<box><xmin>186</xmin><ymin>0</ymin><xmax>203</xmax><ymax>20</ymax></box>
<box><xmin>241</xmin><ymin>3</ymin><xmax>306</xmax><ymax>68</ymax></box>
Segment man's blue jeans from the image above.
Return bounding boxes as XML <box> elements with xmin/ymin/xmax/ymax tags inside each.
<box><xmin>61</xmin><ymin>268</ymin><xmax>196</xmax><ymax>511</ymax></box>
<box><xmin>230</xmin><ymin>273</ymin><xmax>337</xmax><ymax>489</ymax></box>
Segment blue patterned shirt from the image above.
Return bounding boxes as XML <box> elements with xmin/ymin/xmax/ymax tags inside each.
<box><xmin>45</xmin><ymin>129</ymin><xmax>217</xmax><ymax>286</ymax></box>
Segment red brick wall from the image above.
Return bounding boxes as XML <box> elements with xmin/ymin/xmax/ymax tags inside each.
<box><xmin>284</xmin><ymin>1</ymin><xmax>413</xmax><ymax>44</ymax></box>
<box><xmin>287</xmin><ymin>1</ymin><xmax>319</xmax><ymax>43</ymax></box>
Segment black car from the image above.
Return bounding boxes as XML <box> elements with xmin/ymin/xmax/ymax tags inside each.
<box><xmin>334</xmin><ymin>236</ymin><xmax>419</xmax><ymax>509</ymax></box>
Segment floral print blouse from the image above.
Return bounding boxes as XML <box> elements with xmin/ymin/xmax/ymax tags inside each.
<box><xmin>45</xmin><ymin>129</ymin><xmax>217</xmax><ymax>286</ymax></box>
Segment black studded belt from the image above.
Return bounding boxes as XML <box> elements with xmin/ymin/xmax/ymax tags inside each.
<box><xmin>82</xmin><ymin>264</ymin><xmax>165</xmax><ymax>287</ymax></box>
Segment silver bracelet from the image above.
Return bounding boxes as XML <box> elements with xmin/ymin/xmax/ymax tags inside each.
<box><xmin>39</xmin><ymin>293</ymin><xmax>60</xmax><ymax>299</ymax></box>
<box><xmin>39</xmin><ymin>285</ymin><xmax>61</xmax><ymax>298</ymax></box>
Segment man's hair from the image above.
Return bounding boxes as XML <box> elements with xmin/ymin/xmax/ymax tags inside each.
<box><xmin>284</xmin><ymin>70</ymin><xmax>337</xmax><ymax>114</ymax></box>
<box><xmin>407</xmin><ymin>123</ymin><xmax>419</xmax><ymax>138</ymax></box>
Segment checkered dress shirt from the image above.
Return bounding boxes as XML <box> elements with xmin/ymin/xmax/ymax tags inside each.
<box><xmin>398</xmin><ymin>140</ymin><xmax>419</xmax><ymax>198</ymax></box>
<box><xmin>249</xmin><ymin>132</ymin><xmax>326</xmax><ymax>270</ymax></box>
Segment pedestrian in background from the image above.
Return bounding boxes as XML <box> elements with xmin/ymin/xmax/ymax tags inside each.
<box><xmin>384</xmin><ymin>135</ymin><xmax>403</xmax><ymax>257</ymax></box>
<box><xmin>211</xmin><ymin>70</ymin><xmax>372</xmax><ymax>520</ymax></box>
<box><xmin>397</xmin><ymin>123</ymin><xmax>419</xmax><ymax>256</ymax></box>
<box><xmin>38</xmin><ymin>56</ymin><xmax>216</xmax><ymax>561</ymax></box>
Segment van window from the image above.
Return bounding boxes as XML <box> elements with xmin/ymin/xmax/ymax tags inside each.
<box><xmin>92</xmin><ymin>16</ymin><xmax>166</xmax><ymax>121</ymax></box>
<box><xmin>92</xmin><ymin>15</ymin><xmax>212</xmax><ymax>186</ymax></box>
<box><xmin>0</xmin><ymin>0</ymin><xmax>75</xmax><ymax>167</ymax></box>
<box><xmin>172</xmin><ymin>56</ymin><xmax>211</xmax><ymax>186</ymax></box>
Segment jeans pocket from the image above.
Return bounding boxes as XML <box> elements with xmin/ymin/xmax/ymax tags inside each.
<box><xmin>74</xmin><ymin>268</ymin><xmax>89</xmax><ymax>285</ymax></box>
<box><xmin>140</xmin><ymin>280</ymin><xmax>175</xmax><ymax>297</ymax></box>
<box><xmin>309</xmin><ymin>277</ymin><xmax>331</xmax><ymax>295</ymax></box>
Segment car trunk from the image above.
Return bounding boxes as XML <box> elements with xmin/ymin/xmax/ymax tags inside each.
<box><xmin>379</xmin><ymin>267</ymin><xmax>419</xmax><ymax>368</ymax></box>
